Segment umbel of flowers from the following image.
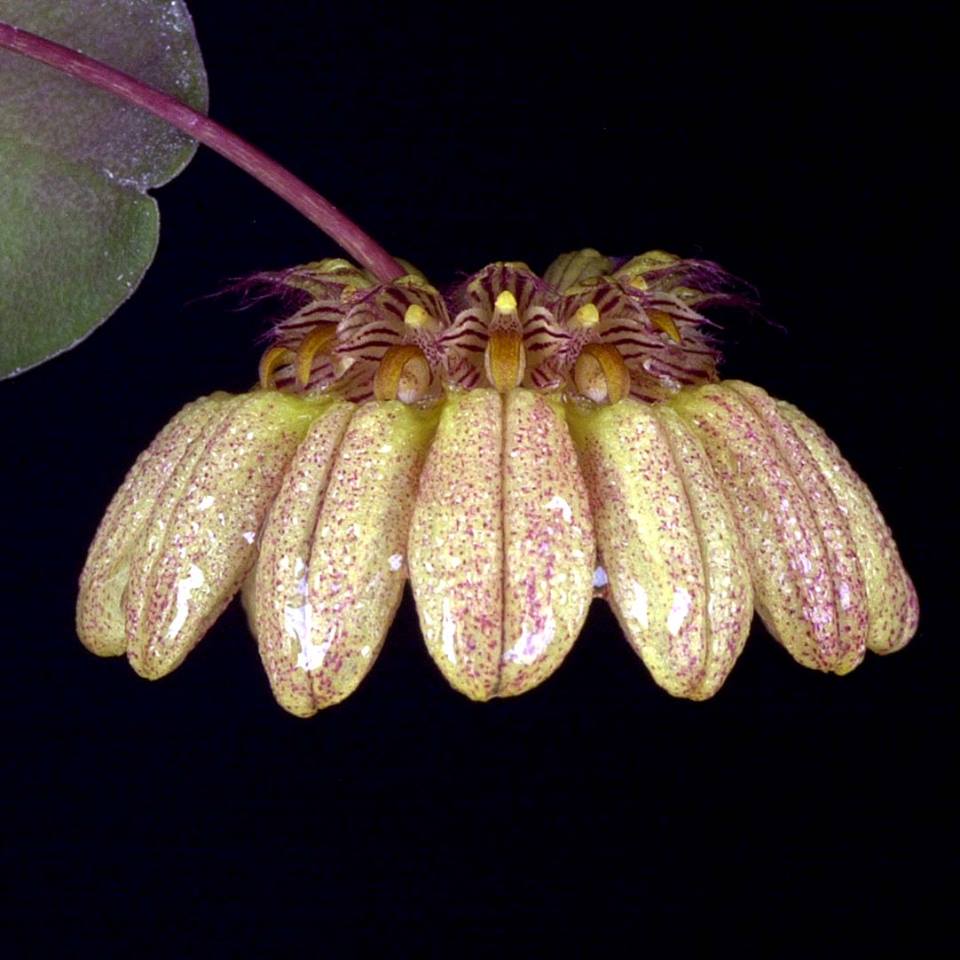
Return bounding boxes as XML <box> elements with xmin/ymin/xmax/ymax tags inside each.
<box><xmin>77</xmin><ymin>250</ymin><xmax>918</xmax><ymax>716</ymax></box>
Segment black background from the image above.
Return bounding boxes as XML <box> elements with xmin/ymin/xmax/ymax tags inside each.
<box><xmin>2</xmin><ymin>1</ymin><xmax>953</xmax><ymax>953</ymax></box>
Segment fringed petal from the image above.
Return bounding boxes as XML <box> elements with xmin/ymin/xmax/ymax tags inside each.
<box><xmin>437</xmin><ymin>308</ymin><xmax>489</xmax><ymax>383</ymax></box>
<box><xmin>274</xmin><ymin>258</ymin><xmax>378</xmax><ymax>300</ymax></box>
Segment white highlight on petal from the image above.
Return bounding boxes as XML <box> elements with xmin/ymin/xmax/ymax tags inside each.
<box><xmin>627</xmin><ymin>582</ymin><xmax>649</xmax><ymax>630</ymax></box>
<box><xmin>197</xmin><ymin>495</ymin><xmax>215</xmax><ymax>511</ymax></box>
<box><xmin>503</xmin><ymin>611</ymin><xmax>557</xmax><ymax>666</ymax></box>
<box><xmin>838</xmin><ymin>580</ymin><xmax>852</xmax><ymax>610</ymax></box>
<box><xmin>166</xmin><ymin>564</ymin><xmax>205</xmax><ymax>641</ymax></box>
<box><xmin>441</xmin><ymin>596</ymin><xmax>458</xmax><ymax>665</ymax></box>
<box><xmin>284</xmin><ymin>570</ymin><xmax>329</xmax><ymax>672</ymax></box>
<box><xmin>388</xmin><ymin>553</ymin><xmax>404</xmax><ymax>572</ymax></box>
<box><xmin>593</xmin><ymin>565</ymin><xmax>609</xmax><ymax>589</ymax></box>
<box><xmin>242</xmin><ymin>531</ymin><xmax>256</xmax><ymax>545</ymax></box>
<box><xmin>296</xmin><ymin>621</ymin><xmax>337</xmax><ymax>672</ymax></box>
<box><xmin>285</xmin><ymin>603</ymin><xmax>308</xmax><ymax>657</ymax></box>
<box><xmin>545</xmin><ymin>494</ymin><xmax>573</xmax><ymax>523</ymax></box>
<box><xmin>666</xmin><ymin>587</ymin><xmax>693</xmax><ymax>637</ymax></box>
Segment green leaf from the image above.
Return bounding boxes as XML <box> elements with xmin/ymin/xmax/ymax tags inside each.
<box><xmin>0</xmin><ymin>0</ymin><xmax>208</xmax><ymax>378</ymax></box>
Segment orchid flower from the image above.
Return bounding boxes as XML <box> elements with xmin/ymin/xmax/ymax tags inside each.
<box><xmin>77</xmin><ymin>249</ymin><xmax>918</xmax><ymax>715</ymax></box>
<box><xmin>0</xmin><ymin>20</ymin><xmax>916</xmax><ymax>716</ymax></box>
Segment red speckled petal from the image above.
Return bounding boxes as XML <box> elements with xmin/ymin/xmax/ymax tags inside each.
<box><xmin>655</xmin><ymin>405</ymin><xmax>754</xmax><ymax>696</ymax></box>
<box><xmin>410</xmin><ymin>389</ymin><xmax>596</xmax><ymax>699</ymax></box>
<box><xmin>303</xmin><ymin>401</ymin><xmax>439</xmax><ymax>709</ymax></box>
<box><xmin>77</xmin><ymin>392</ymin><xmax>228</xmax><ymax>656</ymax></box>
<box><xmin>250</xmin><ymin>401</ymin><xmax>355</xmax><ymax>717</ymax></box>
<box><xmin>672</xmin><ymin>383</ymin><xmax>862</xmax><ymax>674</ymax></box>
<box><xmin>124</xmin><ymin>391</ymin><xmax>321</xmax><ymax>679</ymax></box>
<box><xmin>500</xmin><ymin>390</ymin><xmax>596</xmax><ymax>695</ymax></box>
<box><xmin>726</xmin><ymin>381</ymin><xmax>870</xmax><ymax>669</ymax></box>
<box><xmin>775</xmin><ymin>397</ymin><xmax>918</xmax><ymax>654</ymax></box>
<box><xmin>567</xmin><ymin>397</ymin><xmax>751</xmax><ymax>698</ymax></box>
<box><xmin>408</xmin><ymin>389</ymin><xmax>504</xmax><ymax>700</ymax></box>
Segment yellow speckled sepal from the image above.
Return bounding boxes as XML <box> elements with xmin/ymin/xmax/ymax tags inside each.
<box><xmin>251</xmin><ymin>401</ymin><xmax>354</xmax><ymax>716</ymax></box>
<box><xmin>293</xmin><ymin>400</ymin><xmax>439</xmax><ymax>711</ymax></box>
<box><xmin>566</xmin><ymin>396</ymin><xmax>752</xmax><ymax>699</ymax></box>
<box><xmin>774</xmin><ymin>395</ymin><xmax>918</xmax><ymax>655</ymax></box>
<box><xmin>77</xmin><ymin>393</ymin><xmax>230</xmax><ymax>657</ymax></box>
<box><xmin>409</xmin><ymin>388</ymin><xmax>595</xmax><ymax>700</ymax></box>
<box><xmin>672</xmin><ymin>382</ymin><xmax>873</xmax><ymax>674</ymax></box>
<box><xmin>408</xmin><ymin>390</ymin><xmax>503</xmax><ymax>699</ymax></box>
<box><xmin>123</xmin><ymin>391</ymin><xmax>322</xmax><ymax>679</ymax></box>
<box><xmin>501</xmin><ymin>390</ymin><xmax>596</xmax><ymax>694</ymax></box>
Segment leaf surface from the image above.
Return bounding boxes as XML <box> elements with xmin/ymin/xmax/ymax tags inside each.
<box><xmin>0</xmin><ymin>0</ymin><xmax>208</xmax><ymax>377</ymax></box>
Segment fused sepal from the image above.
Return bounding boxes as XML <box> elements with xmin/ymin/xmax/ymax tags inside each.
<box><xmin>250</xmin><ymin>401</ymin><xmax>355</xmax><ymax>716</ymax></box>
<box><xmin>672</xmin><ymin>382</ymin><xmax>870</xmax><ymax>674</ymax></box>
<box><xmin>291</xmin><ymin>400</ymin><xmax>439</xmax><ymax>710</ymax></box>
<box><xmin>567</xmin><ymin>397</ymin><xmax>753</xmax><ymax>699</ymax></box>
<box><xmin>774</xmin><ymin>396</ymin><xmax>919</xmax><ymax>654</ymax></box>
<box><xmin>77</xmin><ymin>393</ymin><xmax>229</xmax><ymax>656</ymax></box>
<box><xmin>122</xmin><ymin>391</ymin><xmax>320</xmax><ymax>679</ymax></box>
<box><xmin>409</xmin><ymin>388</ymin><xmax>595</xmax><ymax>700</ymax></box>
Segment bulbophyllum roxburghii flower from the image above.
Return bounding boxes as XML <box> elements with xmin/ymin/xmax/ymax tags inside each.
<box><xmin>78</xmin><ymin>251</ymin><xmax>918</xmax><ymax>716</ymax></box>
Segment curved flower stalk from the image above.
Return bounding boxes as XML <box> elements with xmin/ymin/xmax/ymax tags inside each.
<box><xmin>77</xmin><ymin>249</ymin><xmax>918</xmax><ymax>715</ymax></box>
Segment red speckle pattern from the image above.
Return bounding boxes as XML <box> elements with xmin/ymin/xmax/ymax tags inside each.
<box><xmin>674</xmin><ymin>383</ymin><xmax>866</xmax><ymax>673</ymax></box>
<box><xmin>251</xmin><ymin>402</ymin><xmax>354</xmax><ymax>717</ymax></box>
<box><xmin>123</xmin><ymin>392</ymin><xmax>316</xmax><ymax>679</ymax></box>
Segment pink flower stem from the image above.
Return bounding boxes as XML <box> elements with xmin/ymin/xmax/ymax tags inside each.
<box><xmin>0</xmin><ymin>21</ymin><xmax>406</xmax><ymax>283</ymax></box>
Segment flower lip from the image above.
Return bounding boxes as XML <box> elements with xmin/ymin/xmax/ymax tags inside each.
<box><xmin>374</xmin><ymin>344</ymin><xmax>432</xmax><ymax>402</ymax></box>
<box><xmin>573</xmin><ymin>343</ymin><xmax>630</xmax><ymax>405</ymax></box>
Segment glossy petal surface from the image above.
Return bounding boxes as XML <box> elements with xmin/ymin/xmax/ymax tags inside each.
<box><xmin>501</xmin><ymin>390</ymin><xmax>595</xmax><ymax>694</ymax></box>
<box><xmin>567</xmin><ymin>397</ymin><xmax>752</xmax><ymax>698</ymax></box>
<box><xmin>301</xmin><ymin>401</ymin><xmax>439</xmax><ymax>710</ymax></box>
<box><xmin>726</xmin><ymin>381</ymin><xmax>870</xmax><ymax>667</ymax></box>
<box><xmin>410</xmin><ymin>388</ymin><xmax>595</xmax><ymax>699</ymax></box>
<box><xmin>251</xmin><ymin>401</ymin><xmax>354</xmax><ymax>716</ymax></box>
<box><xmin>775</xmin><ymin>397</ymin><xmax>918</xmax><ymax>653</ymax></box>
<box><xmin>673</xmin><ymin>383</ymin><xmax>864</xmax><ymax>673</ymax></box>
<box><xmin>77</xmin><ymin>393</ymin><xmax>228</xmax><ymax>656</ymax></box>
<box><xmin>408</xmin><ymin>390</ymin><xmax>503</xmax><ymax>699</ymax></box>
<box><xmin>124</xmin><ymin>391</ymin><xmax>319</xmax><ymax>679</ymax></box>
